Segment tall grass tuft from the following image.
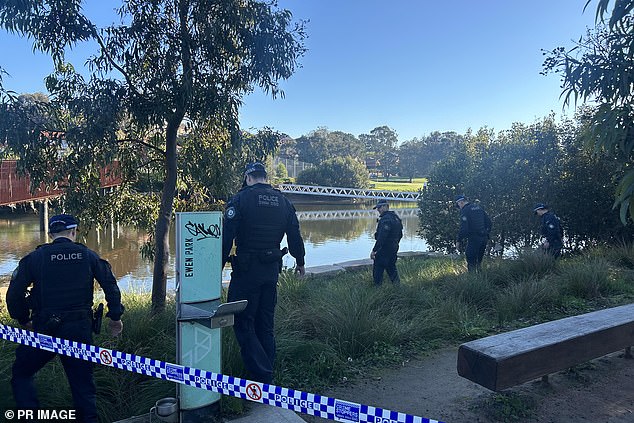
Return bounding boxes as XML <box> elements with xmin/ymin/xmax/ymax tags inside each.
<box><xmin>504</xmin><ymin>249</ymin><xmax>558</xmax><ymax>279</ymax></box>
<box><xmin>442</xmin><ymin>272</ymin><xmax>497</xmax><ymax>310</ymax></box>
<box><xmin>558</xmin><ymin>256</ymin><xmax>619</xmax><ymax>299</ymax></box>
<box><xmin>594</xmin><ymin>242</ymin><xmax>634</xmax><ymax>269</ymax></box>
<box><xmin>308</xmin><ymin>280</ymin><xmax>403</xmax><ymax>358</ymax></box>
<box><xmin>432</xmin><ymin>296</ymin><xmax>491</xmax><ymax>340</ymax></box>
<box><xmin>495</xmin><ymin>276</ymin><xmax>559</xmax><ymax>324</ymax></box>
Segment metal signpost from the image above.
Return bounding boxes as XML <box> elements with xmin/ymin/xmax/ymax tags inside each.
<box><xmin>175</xmin><ymin>211</ymin><xmax>246</xmax><ymax>422</ymax></box>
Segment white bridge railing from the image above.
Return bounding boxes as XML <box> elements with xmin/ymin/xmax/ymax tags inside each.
<box><xmin>279</xmin><ymin>184</ymin><xmax>421</xmax><ymax>202</ymax></box>
<box><xmin>295</xmin><ymin>208</ymin><xmax>419</xmax><ymax>221</ymax></box>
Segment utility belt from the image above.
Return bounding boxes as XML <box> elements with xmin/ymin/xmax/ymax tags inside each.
<box><xmin>33</xmin><ymin>308</ymin><xmax>98</xmax><ymax>335</ymax></box>
<box><xmin>231</xmin><ymin>247</ymin><xmax>288</xmax><ymax>273</ymax></box>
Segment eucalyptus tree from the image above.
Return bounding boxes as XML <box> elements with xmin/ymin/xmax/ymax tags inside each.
<box><xmin>543</xmin><ymin>0</ymin><xmax>634</xmax><ymax>222</ymax></box>
<box><xmin>294</xmin><ymin>127</ymin><xmax>365</xmax><ymax>164</ymax></box>
<box><xmin>0</xmin><ymin>0</ymin><xmax>305</xmax><ymax>312</ymax></box>
<box><xmin>295</xmin><ymin>156</ymin><xmax>370</xmax><ymax>188</ymax></box>
<box><xmin>398</xmin><ymin>131</ymin><xmax>464</xmax><ymax>179</ymax></box>
<box><xmin>359</xmin><ymin>126</ymin><xmax>399</xmax><ymax>177</ymax></box>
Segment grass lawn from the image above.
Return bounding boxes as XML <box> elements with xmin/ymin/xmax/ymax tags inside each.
<box><xmin>370</xmin><ymin>178</ymin><xmax>427</xmax><ymax>192</ymax></box>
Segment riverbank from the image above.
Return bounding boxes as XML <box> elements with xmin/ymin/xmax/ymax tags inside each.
<box><xmin>303</xmin><ymin>250</ymin><xmax>436</xmax><ymax>276</ymax></box>
<box><xmin>2</xmin><ymin>248</ymin><xmax>634</xmax><ymax>422</ymax></box>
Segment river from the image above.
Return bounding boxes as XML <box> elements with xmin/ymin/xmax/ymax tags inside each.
<box><xmin>0</xmin><ymin>201</ymin><xmax>427</xmax><ymax>291</ymax></box>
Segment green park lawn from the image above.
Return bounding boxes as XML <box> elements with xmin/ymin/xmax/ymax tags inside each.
<box><xmin>370</xmin><ymin>178</ymin><xmax>427</xmax><ymax>192</ymax></box>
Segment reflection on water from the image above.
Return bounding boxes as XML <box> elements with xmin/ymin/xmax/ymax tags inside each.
<box><xmin>0</xmin><ymin>215</ymin><xmax>175</xmax><ymax>292</ymax></box>
<box><xmin>286</xmin><ymin>203</ymin><xmax>426</xmax><ymax>268</ymax></box>
<box><xmin>0</xmin><ymin>202</ymin><xmax>427</xmax><ymax>291</ymax></box>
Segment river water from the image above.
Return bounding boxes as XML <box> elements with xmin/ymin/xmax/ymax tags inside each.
<box><xmin>0</xmin><ymin>202</ymin><xmax>427</xmax><ymax>291</ymax></box>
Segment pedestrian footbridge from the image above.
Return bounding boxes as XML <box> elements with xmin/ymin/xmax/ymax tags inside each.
<box><xmin>295</xmin><ymin>207</ymin><xmax>418</xmax><ymax>221</ymax></box>
<box><xmin>279</xmin><ymin>184</ymin><xmax>421</xmax><ymax>202</ymax></box>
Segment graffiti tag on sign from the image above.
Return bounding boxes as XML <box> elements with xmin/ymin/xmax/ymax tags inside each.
<box><xmin>185</xmin><ymin>221</ymin><xmax>221</xmax><ymax>241</ymax></box>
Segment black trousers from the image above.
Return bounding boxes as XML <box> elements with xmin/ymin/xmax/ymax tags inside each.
<box><xmin>11</xmin><ymin>318</ymin><xmax>98</xmax><ymax>423</ymax></box>
<box><xmin>227</xmin><ymin>257</ymin><xmax>279</xmax><ymax>384</ymax></box>
<box><xmin>465</xmin><ymin>235</ymin><xmax>488</xmax><ymax>272</ymax></box>
<box><xmin>373</xmin><ymin>251</ymin><xmax>400</xmax><ymax>285</ymax></box>
<box><xmin>546</xmin><ymin>241</ymin><xmax>563</xmax><ymax>258</ymax></box>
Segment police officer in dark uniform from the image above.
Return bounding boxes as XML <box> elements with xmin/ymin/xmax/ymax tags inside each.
<box><xmin>222</xmin><ymin>162</ymin><xmax>305</xmax><ymax>384</ymax></box>
<box><xmin>455</xmin><ymin>195</ymin><xmax>492</xmax><ymax>272</ymax></box>
<box><xmin>534</xmin><ymin>203</ymin><xmax>563</xmax><ymax>258</ymax></box>
<box><xmin>370</xmin><ymin>199</ymin><xmax>403</xmax><ymax>285</ymax></box>
<box><xmin>6</xmin><ymin>214</ymin><xmax>124</xmax><ymax>422</ymax></box>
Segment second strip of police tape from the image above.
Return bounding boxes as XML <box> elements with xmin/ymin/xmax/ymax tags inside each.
<box><xmin>0</xmin><ymin>323</ymin><xmax>444</xmax><ymax>423</ymax></box>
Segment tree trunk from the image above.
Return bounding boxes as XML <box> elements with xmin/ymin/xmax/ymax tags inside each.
<box><xmin>151</xmin><ymin>1</ymin><xmax>192</xmax><ymax>313</ymax></box>
<box><xmin>151</xmin><ymin>118</ymin><xmax>181</xmax><ymax>314</ymax></box>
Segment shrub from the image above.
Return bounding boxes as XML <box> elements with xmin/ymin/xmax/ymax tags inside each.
<box><xmin>275</xmin><ymin>163</ymin><xmax>288</xmax><ymax>179</ymax></box>
<box><xmin>296</xmin><ymin>156</ymin><xmax>370</xmax><ymax>188</ymax></box>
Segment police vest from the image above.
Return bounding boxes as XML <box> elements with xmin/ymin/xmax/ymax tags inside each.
<box><xmin>235</xmin><ymin>186</ymin><xmax>291</xmax><ymax>252</ymax></box>
<box><xmin>31</xmin><ymin>242</ymin><xmax>94</xmax><ymax>313</ymax></box>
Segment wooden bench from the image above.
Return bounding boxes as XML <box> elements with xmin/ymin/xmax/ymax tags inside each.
<box><xmin>457</xmin><ymin>303</ymin><xmax>634</xmax><ymax>391</ymax></box>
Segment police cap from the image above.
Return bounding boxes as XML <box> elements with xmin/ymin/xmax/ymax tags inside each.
<box><xmin>533</xmin><ymin>203</ymin><xmax>547</xmax><ymax>214</ymax></box>
<box><xmin>49</xmin><ymin>214</ymin><xmax>79</xmax><ymax>233</ymax></box>
<box><xmin>373</xmin><ymin>199</ymin><xmax>389</xmax><ymax>209</ymax></box>
<box><xmin>455</xmin><ymin>194</ymin><xmax>466</xmax><ymax>203</ymax></box>
<box><xmin>244</xmin><ymin>162</ymin><xmax>267</xmax><ymax>176</ymax></box>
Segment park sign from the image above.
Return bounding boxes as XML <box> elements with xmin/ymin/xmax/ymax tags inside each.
<box><xmin>175</xmin><ymin>212</ymin><xmax>223</xmax><ymax>412</ymax></box>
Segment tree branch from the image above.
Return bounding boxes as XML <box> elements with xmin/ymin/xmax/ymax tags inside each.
<box><xmin>118</xmin><ymin>137</ymin><xmax>166</xmax><ymax>156</ymax></box>
<box><xmin>90</xmin><ymin>26</ymin><xmax>145</xmax><ymax>99</ymax></box>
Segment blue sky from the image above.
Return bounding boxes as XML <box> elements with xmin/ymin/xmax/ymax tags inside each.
<box><xmin>0</xmin><ymin>1</ymin><xmax>596</xmax><ymax>142</ymax></box>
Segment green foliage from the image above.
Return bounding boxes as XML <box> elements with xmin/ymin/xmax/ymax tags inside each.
<box><xmin>275</xmin><ymin>162</ymin><xmax>288</xmax><ymax>179</ymax></box>
<box><xmin>558</xmin><ymin>256</ymin><xmax>619</xmax><ymax>299</ymax></box>
<box><xmin>398</xmin><ymin>131</ymin><xmax>464</xmax><ymax>178</ymax></box>
<box><xmin>296</xmin><ymin>156</ymin><xmax>370</xmax><ymax>188</ymax></box>
<box><xmin>419</xmin><ymin>115</ymin><xmax>634</xmax><ymax>254</ymax></box>
<box><xmin>359</xmin><ymin>126</ymin><xmax>399</xmax><ymax>177</ymax></box>
<box><xmin>594</xmin><ymin>242</ymin><xmax>634</xmax><ymax>269</ymax></box>
<box><xmin>504</xmin><ymin>250</ymin><xmax>558</xmax><ymax>279</ymax></box>
<box><xmin>295</xmin><ymin>127</ymin><xmax>365</xmax><ymax>165</ymax></box>
<box><xmin>495</xmin><ymin>276</ymin><xmax>559</xmax><ymax>324</ymax></box>
<box><xmin>543</xmin><ymin>0</ymin><xmax>634</xmax><ymax>222</ymax></box>
<box><xmin>482</xmin><ymin>392</ymin><xmax>536</xmax><ymax>422</ymax></box>
<box><xmin>0</xmin><ymin>0</ymin><xmax>306</xmax><ymax>311</ymax></box>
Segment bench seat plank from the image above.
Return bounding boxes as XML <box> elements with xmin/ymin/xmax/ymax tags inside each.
<box><xmin>457</xmin><ymin>303</ymin><xmax>634</xmax><ymax>391</ymax></box>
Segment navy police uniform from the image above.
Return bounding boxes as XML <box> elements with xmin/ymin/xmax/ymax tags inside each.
<box><xmin>534</xmin><ymin>204</ymin><xmax>563</xmax><ymax>258</ymax></box>
<box><xmin>456</xmin><ymin>197</ymin><xmax>492</xmax><ymax>272</ymax></box>
<box><xmin>222</xmin><ymin>163</ymin><xmax>305</xmax><ymax>384</ymax></box>
<box><xmin>6</xmin><ymin>214</ymin><xmax>124</xmax><ymax>422</ymax></box>
<box><xmin>372</xmin><ymin>200</ymin><xmax>403</xmax><ymax>285</ymax></box>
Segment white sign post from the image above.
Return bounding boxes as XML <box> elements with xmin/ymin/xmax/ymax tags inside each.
<box><xmin>176</xmin><ymin>212</ymin><xmax>223</xmax><ymax>421</ymax></box>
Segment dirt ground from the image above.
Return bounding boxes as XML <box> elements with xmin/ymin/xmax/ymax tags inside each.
<box><xmin>301</xmin><ymin>346</ymin><xmax>634</xmax><ymax>423</ymax></box>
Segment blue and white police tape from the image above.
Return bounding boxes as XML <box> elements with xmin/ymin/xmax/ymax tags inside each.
<box><xmin>0</xmin><ymin>323</ymin><xmax>444</xmax><ymax>423</ymax></box>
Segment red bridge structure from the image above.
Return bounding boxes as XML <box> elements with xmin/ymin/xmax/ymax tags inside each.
<box><xmin>0</xmin><ymin>160</ymin><xmax>121</xmax><ymax>230</ymax></box>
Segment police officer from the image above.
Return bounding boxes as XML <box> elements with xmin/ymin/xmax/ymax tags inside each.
<box><xmin>6</xmin><ymin>214</ymin><xmax>124</xmax><ymax>422</ymax></box>
<box><xmin>534</xmin><ymin>203</ymin><xmax>563</xmax><ymax>258</ymax></box>
<box><xmin>222</xmin><ymin>162</ymin><xmax>305</xmax><ymax>384</ymax></box>
<box><xmin>370</xmin><ymin>199</ymin><xmax>403</xmax><ymax>285</ymax></box>
<box><xmin>455</xmin><ymin>195</ymin><xmax>492</xmax><ymax>272</ymax></box>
